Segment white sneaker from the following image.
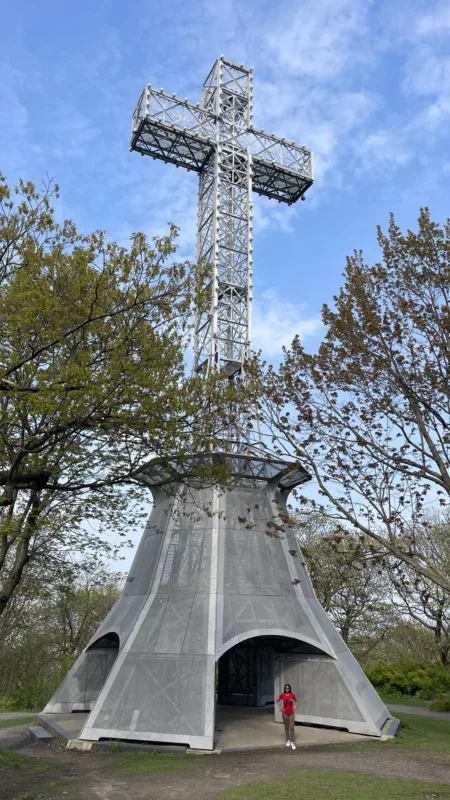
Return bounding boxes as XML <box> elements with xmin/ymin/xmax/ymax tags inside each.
<box><xmin>291</xmin><ymin>742</ymin><xmax>296</xmax><ymax>750</ymax></box>
<box><xmin>285</xmin><ymin>740</ymin><xmax>291</xmax><ymax>747</ymax></box>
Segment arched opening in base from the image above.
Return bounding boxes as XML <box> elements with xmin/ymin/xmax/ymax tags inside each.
<box><xmin>86</xmin><ymin>631</ymin><xmax>120</xmax><ymax>653</ymax></box>
<box><xmin>81</xmin><ymin>632</ymin><xmax>120</xmax><ymax>708</ymax></box>
<box><xmin>217</xmin><ymin>635</ymin><xmax>327</xmax><ymax>708</ymax></box>
<box><xmin>43</xmin><ymin>632</ymin><xmax>121</xmax><ymax>715</ymax></box>
<box><xmin>215</xmin><ymin>635</ymin><xmax>360</xmax><ymax>750</ymax></box>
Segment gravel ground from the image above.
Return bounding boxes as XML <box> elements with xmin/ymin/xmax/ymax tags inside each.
<box><xmin>388</xmin><ymin>704</ymin><xmax>450</xmax><ymax>721</ymax></box>
<box><xmin>0</xmin><ymin>723</ymin><xmax>32</xmax><ymax>751</ymax></box>
<box><xmin>0</xmin><ymin>712</ymin><xmax>35</xmax><ymax>719</ymax></box>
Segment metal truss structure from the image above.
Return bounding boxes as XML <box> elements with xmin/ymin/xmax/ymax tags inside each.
<box><xmin>136</xmin><ymin>453</ymin><xmax>311</xmax><ymax>492</ymax></box>
<box><xmin>131</xmin><ymin>57</ymin><xmax>313</xmax><ymax>383</ymax></box>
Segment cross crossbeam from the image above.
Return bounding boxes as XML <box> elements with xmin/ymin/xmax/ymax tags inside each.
<box><xmin>131</xmin><ymin>57</ymin><xmax>313</xmax><ymax>383</ymax></box>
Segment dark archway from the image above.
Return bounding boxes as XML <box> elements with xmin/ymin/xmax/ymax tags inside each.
<box><xmin>217</xmin><ymin>635</ymin><xmax>328</xmax><ymax>707</ymax></box>
<box><xmin>81</xmin><ymin>632</ymin><xmax>120</xmax><ymax>708</ymax></box>
<box><xmin>43</xmin><ymin>631</ymin><xmax>121</xmax><ymax>713</ymax></box>
<box><xmin>86</xmin><ymin>632</ymin><xmax>120</xmax><ymax>652</ymax></box>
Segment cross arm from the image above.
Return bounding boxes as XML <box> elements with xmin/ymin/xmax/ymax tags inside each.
<box><xmin>249</xmin><ymin>128</ymin><xmax>313</xmax><ymax>204</ymax></box>
<box><xmin>131</xmin><ymin>86</ymin><xmax>217</xmax><ymax>172</ymax></box>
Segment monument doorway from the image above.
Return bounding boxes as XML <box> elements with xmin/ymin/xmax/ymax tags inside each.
<box><xmin>217</xmin><ymin>635</ymin><xmax>326</xmax><ymax>708</ymax></box>
<box><xmin>217</xmin><ymin>639</ymin><xmax>273</xmax><ymax>707</ymax></box>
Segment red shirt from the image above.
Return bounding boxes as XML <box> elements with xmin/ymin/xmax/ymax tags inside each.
<box><xmin>279</xmin><ymin>692</ymin><xmax>297</xmax><ymax>715</ymax></box>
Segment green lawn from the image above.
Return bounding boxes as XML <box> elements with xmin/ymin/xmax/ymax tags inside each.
<box><xmin>391</xmin><ymin>713</ymin><xmax>450</xmax><ymax>752</ymax></box>
<box><xmin>218</xmin><ymin>770</ymin><xmax>450</xmax><ymax>799</ymax></box>
<box><xmin>382</xmin><ymin>695</ymin><xmax>432</xmax><ymax>708</ymax></box>
<box><xmin>337</xmin><ymin>712</ymin><xmax>450</xmax><ymax>758</ymax></box>
<box><xmin>0</xmin><ymin>749</ymin><xmax>51</xmax><ymax>772</ymax></box>
<box><xmin>0</xmin><ymin>716</ymin><xmax>35</xmax><ymax>729</ymax></box>
<box><xmin>218</xmin><ymin>715</ymin><xmax>450</xmax><ymax>799</ymax></box>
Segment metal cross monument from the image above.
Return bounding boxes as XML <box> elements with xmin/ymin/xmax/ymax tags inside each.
<box><xmin>43</xmin><ymin>58</ymin><xmax>395</xmax><ymax>752</ymax></box>
<box><xmin>131</xmin><ymin>57</ymin><xmax>313</xmax><ymax>380</ymax></box>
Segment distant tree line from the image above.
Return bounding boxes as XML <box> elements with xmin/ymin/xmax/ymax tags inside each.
<box><xmin>0</xmin><ymin>558</ymin><xmax>122</xmax><ymax>710</ymax></box>
<box><xmin>297</xmin><ymin>511</ymin><xmax>450</xmax><ymax>668</ymax></box>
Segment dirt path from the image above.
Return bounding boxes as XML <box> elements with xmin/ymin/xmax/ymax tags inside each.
<box><xmin>388</xmin><ymin>703</ymin><xmax>450</xmax><ymax>721</ymax></box>
<box><xmin>0</xmin><ymin>713</ymin><xmax>35</xmax><ymax>719</ymax></box>
<box><xmin>2</xmin><ymin>722</ymin><xmax>450</xmax><ymax>800</ymax></box>
<box><xmin>0</xmin><ymin>723</ymin><xmax>31</xmax><ymax>751</ymax></box>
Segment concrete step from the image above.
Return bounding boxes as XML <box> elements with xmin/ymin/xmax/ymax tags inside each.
<box><xmin>36</xmin><ymin>714</ymin><xmax>70</xmax><ymax>745</ymax></box>
<box><xmin>380</xmin><ymin>716</ymin><xmax>402</xmax><ymax>741</ymax></box>
<box><xmin>28</xmin><ymin>725</ymin><xmax>54</xmax><ymax>743</ymax></box>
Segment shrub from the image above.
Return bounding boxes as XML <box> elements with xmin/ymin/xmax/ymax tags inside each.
<box><xmin>365</xmin><ymin>659</ymin><xmax>450</xmax><ymax>699</ymax></box>
<box><xmin>429</xmin><ymin>695</ymin><xmax>450</xmax><ymax>712</ymax></box>
<box><xmin>0</xmin><ymin>696</ymin><xmax>16</xmax><ymax>712</ymax></box>
<box><xmin>0</xmin><ymin>675</ymin><xmax>63</xmax><ymax>712</ymax></box>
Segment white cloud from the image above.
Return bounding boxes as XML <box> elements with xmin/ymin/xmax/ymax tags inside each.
<box><xmin>253</xmin><ymin>195</ymin><xmax>299</xmax><ymax>234</ymax></box>
<box><xmin>249</xmin><ymin>0</ymin><xmax>450</xmax><ymax>189</ymax></box>
<box><xmin>0</xmin><ymin>64</ymin><xmax>42</xmax><ymax>176</ymax></box>
<box><xmin>244</xmin><ymin>2</ymin><xmax>380</xmax><ymax>196</ymax></box>
<box><xmin>355</xmin><ymin>129</ymin><xmax>413</xmax><ymax>171</ymax></box>
<box><xmin>344</xmin><ymin>2</ymin><xmax>450</xmax><ymax>173</ymax></box>
<box><xmin>398</xmin><ymin>9</ymin><xmax>450</xmax><ymax>136</ymax></box>
<box><xmin>403</xmin><ymin>47</ymin><xmax>450</xmax><ymax>99</ymax></box>
<box><xmin>252</xmin><ymin>78</ymin><xmax>379</xmax><ymax>199</ymax></box>
<box><xmin>416</xmin><ymin>5</ymin><xmax>450</xmax><ymax>35</ymax></box>
<box><xmin>49</xmin><ymin>104</ymin><xmax>99</xmax><ymax>160</ymax></box>
<box><xmin>252</xmin><ymin>288</ymin><xmax>322</xmax><ymax>358</ymax></box>
<box><xmin>125</xmin><ymin>167</ymin><xmax>198</xmax><ymax>258</ymax></box>
<box><xmin>263</xmin><ymin>0</ymin><xmax>371</xmax><ymax>80</ymax></box>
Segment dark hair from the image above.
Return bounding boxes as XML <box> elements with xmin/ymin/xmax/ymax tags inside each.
<box><xmin>284</xmin><ymin>683</ymin><xmax>292</xmax><ymax>693</ymax></box>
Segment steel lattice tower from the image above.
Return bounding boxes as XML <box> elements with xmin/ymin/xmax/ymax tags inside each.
<box><xmin>130</xmin><ymin>57</ymin><xmax>313</xmax><ymax>381</ymax></box>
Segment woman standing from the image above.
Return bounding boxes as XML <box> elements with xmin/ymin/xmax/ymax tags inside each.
<box><xmin>276</xmin><ymin>683</ymin><xmax>298</xmax><ymax>750</ymax></box>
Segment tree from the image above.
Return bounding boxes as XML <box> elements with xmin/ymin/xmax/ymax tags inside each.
<box><xmin>364</xmin><ymin>620</ymin><xmax>439</xmax><ymax>665</ymax></box>
<box><xmin>250</xmin><ymin>209</ymin><xmax>450</xmax><ymax>591</ymax></box>
<box><xmin>0</xmin><ymin>559</ymin><xmax>122</xmax><ymax>710</ymax></box>
<box><xmin>0</xmin><ymin>175</ymin><xmax>234</xmax><ymax>617</ymax></box>
<box><xmin>387</xmin><ymin>512</ymin><xmax>450</xmax><ymax>666</ymax></box>
<box><xmin>297</xmin><ymin>515</ymin><xmax>396</xmax><ymax>656</ymax></box>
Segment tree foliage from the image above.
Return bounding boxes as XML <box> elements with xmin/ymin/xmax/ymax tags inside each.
<box><xmin>0</xmin><ymin>175</ymin><xmax>234</xmax><ymax>616</ymax></box>
<box><xmin>251</xmin><ymin>209</ymin><xmax>450</xmax><ymax>591</ymax></box>
<box><xmin>387</xmin><ymin>512</ymin><xmax>450</xmax><ymax>665</ymax></box>
<box><xmin>365</xmin><ymin>658</ymin><xmax>450</xmax><ymax>699</ymax></box>
<box><xmin>0</xmin><ymin>559</ymin><xmax>121</xmax><ymax>710</ymax></box>
<box><xmin>297</xmin><ymin>515</ymin><xmax>396</xmax><ymax>654</ymax></box>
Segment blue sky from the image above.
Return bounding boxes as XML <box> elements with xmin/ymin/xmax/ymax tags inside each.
<box><xmin>2</xmin><ymin>0</ymin><xmax>450</xmax><ymax>361</ymax></box>
<box><xmin>2</xmin><ymin>0</ymin><xmax>450</xmax><ymax>567</ymax></box>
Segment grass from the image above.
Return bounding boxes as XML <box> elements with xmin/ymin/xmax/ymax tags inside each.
<box><xmin>336</xmin><ymin>712</ymin><xmax>450</xmax><ymax>767</ymax></box>
<box><xmin>0</xmin><ymin>748</ymin><xmax>51</xmax><ymax>772</ymax></box>
<box><xmin>382</xmin><ymin>695</ymin><xmax>433</xmax><ymax>708</ymax></box>
<box><xmin>113</xmin><ymin>751</ymin><xmax>197</xmax><ymax>775</ymax></box>
<box><xmin>336</xmin><ymin>713</ymin><xmax>450</xmax><ymax>755</ymax></box>
<box><xmin>218</xmin><ymin>770</ymin><xmax>450</xmax><ymax>799</ymax></box>
<box><xmin>391</xmin><ymin>713</ymin><xmax>450</xmax><ymax>752</ymax></box>
<box><xmin>0</xmin><ymin>715</ymin><xmax>35</xmax><ymax>729</ymax></box>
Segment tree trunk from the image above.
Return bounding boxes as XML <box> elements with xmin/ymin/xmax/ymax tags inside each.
<box><xmin>0</xmin><ymin>492</ymin><xmax>41</xmax><ymax>618</ymax></box>
<box><xmin>434</xmin><ymin>608</ymin><xmax>450</xmax><ymax>667</ymax></box>
<box><xmin>340</xmin><ymin>620</ymin><xmax>351</xmax><ymax>644</ymax></box>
